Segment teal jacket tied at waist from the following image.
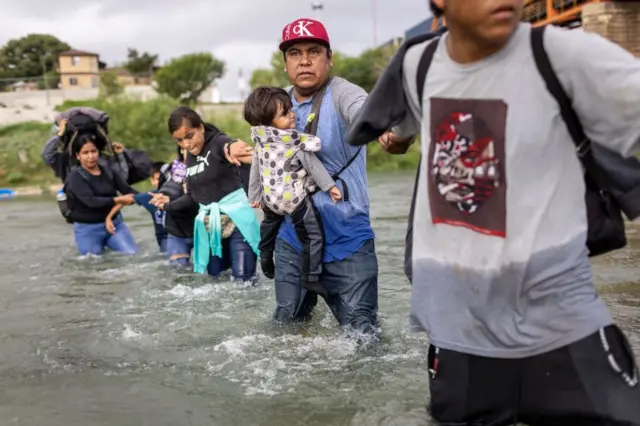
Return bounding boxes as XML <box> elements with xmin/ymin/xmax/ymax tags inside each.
<box><xmin>193</xmin><ymin>189</ymin><xmax>260</xmax><ymax>274</ymax></box>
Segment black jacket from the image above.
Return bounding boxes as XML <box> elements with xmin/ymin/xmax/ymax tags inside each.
<box><xmin>347</xmin><ymin>27</ymin><xmax>447</xmax><ymax>147</ymax></box>
<box><xmin>160</xmin><ymin>180</ymin><xmax>197</xmax><ymax>239</ymax></box>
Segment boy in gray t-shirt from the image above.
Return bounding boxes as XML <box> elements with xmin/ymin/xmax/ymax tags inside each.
<box><xmin>388</xmin><ymin>0</ymin><xmax>640</xmax><ymax>424</ymax></box>
<box><xmin>244</xmin><ymin>87</ymin><xmax>341</xmax><ymax>291</ymax></box>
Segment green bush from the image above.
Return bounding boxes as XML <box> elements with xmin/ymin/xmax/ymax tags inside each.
<box><xmin>0</xmin><ymin>97</ymin><xmax>420</xmax><ymax>186</ymax></box>
<box><xmin>6</xmin><ymin>171</ymin><xmax>26</xmax><ymax>184</ymax></box>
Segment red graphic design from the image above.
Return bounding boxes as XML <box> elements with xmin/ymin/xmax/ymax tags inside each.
<box><xmin>428</xmin><ymin>99</ymin><xmax>507</xmax><ymax>237</ymax></box>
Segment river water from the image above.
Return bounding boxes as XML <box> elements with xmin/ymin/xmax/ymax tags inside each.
<box><xmin>0</xmin><ymin>174</ymin><xmax>638</xmax><ymax>426</ymax></box>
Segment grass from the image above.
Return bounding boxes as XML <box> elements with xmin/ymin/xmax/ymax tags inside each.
<box><xmin>0</xmin><ymin>97</ymin><xmax>421</xmax><ymax>188</ymax></box>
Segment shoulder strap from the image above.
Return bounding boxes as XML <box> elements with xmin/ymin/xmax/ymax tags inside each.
<box><xmin>303</xmin><ymin>77</ymin><xmax>333</xmax><ymax>136</ymax></box>
<box><xmin>530</xmin><ymin>26</ymin><xmax>606</xmax><ymax>188</ymax></box>
<box><xmin>405</xmin><ymin>38</ymin><xmax>440</xmax><ymax>283</ymax></box>
<box><xmin>417</xmin><ymin>38</ymin><xmax>441</xmax><ymax>109</ymax></box>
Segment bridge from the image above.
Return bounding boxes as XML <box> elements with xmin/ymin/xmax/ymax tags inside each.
<box><xmin>423</xmin><ymin>1</ymin><xmax>638</xmax><ymax>57</ymax></box>
<box><xmin>521</xmin><ymin>0</ymin><xmax>606</xmax><ymax>27</ymax></box>
<box><xmin>429</xmin><ymin>0</ymin><xmax>616</xmax><ymax>30</ymax></box>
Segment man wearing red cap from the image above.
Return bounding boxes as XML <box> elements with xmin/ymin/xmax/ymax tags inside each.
<box><xmin>270</xmin><ymin>18</ymin><xmax>407</xmax><ymax>338</ymax></box>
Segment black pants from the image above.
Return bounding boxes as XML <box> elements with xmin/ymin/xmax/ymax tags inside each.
<box><xmin>428</xmin><ymin>325</ymin><xmax>640</xmax><ymax>425</ymax></box>
<box><xmin>260</xmin><ymin>198</ymin><xmax>324</xmax><ymax>290</ymax></box>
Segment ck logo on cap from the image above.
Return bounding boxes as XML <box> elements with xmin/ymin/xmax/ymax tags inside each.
<box><xmin>292</xmin><ymin>21</ymin><xmax>314</xmax><ymax>37</ymax></box>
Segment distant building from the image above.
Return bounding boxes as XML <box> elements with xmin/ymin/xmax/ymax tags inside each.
<box><xmin>237</xmin><ymin>69</ymin><xmax>248</xmax><ymax>101</ymax></box>
<box><xmin>7</xmin><ymin>81</ymin><xmax>39</xmax><ymax>92</ymax></box>
<box><xmin>101</xmin><ymin>67</ymin><xmax>154</xmax><ymax>86</ymax></box>
<box><xmin>405</xmin><ymin>17</ymin><xmax>444</xmax><ymax>40</ymax></box>
<box><xmin>57</xmin><ymin>50</ymin><xmax>100</xmax><ymax>89</ymax></box>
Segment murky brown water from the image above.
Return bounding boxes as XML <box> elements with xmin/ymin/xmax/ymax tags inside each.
<box><xmin>0</xmin><ymin>173</ymin><xmax>638</xmax><ymax>426</ymax></box>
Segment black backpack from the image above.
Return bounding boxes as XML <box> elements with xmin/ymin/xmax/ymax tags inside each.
<box><xmin>404</xmin><ymin>25</ymin><xmax>633</xmax><ymax>282</ymax></box>
<box><xmin>55</xmin><ymin>113</ymin><xmax>113</xmax><ymax>182</ymax></box>
<box><xmin>122</xmin><ymin>149</ymin><xmax>153</xmax><ymax>185</ymax></box>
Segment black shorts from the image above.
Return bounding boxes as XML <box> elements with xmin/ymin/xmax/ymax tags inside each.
<box><xmin>428</xmin><ymin>325</ymin><xmax>640</xmax><ymax>425</ymax></box>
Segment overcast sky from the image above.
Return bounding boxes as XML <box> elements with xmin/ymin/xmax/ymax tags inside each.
<box><xmin>1</xmin><ymin>0</ymin><xmax>432</xmax><ymax>101</ymax></box>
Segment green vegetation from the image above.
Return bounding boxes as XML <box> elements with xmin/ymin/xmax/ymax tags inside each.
<box><xmin>0</xmin><ymin>34</ymin><xmax>70</xmax><ymax>91</ymax></box>
<box><xmin>99</xmin><ymin>71</ymin><xmax>124</xmax><ymax>97</ymax></box>
<box><xmin>0</xmin><ymin>96</ymin><xmax>419</xmax><ymax>188</ymax></box>
<box><xmin>250</xmin><ymin>46</ymin><xmax>397</xmax><ymax>93</ymax></box>
<box><xmin>154</xmin><ymin>53</ymin><xmax>225</xmax><ymax>105</ymax></box>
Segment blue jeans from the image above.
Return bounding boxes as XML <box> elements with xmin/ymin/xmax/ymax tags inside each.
<box><xmin>166</xmin><ymin>235</ymin><xmax>193</xmax><ymax>267</ymax></box>
<box><xmin>73</xmin><ymin>216</ymin><xmax>138</xmax><ymax>255</ymax></box>
<box><xmin>208</xmin><ymin>229</ymin><xmax>257</xmax><ymax>281</ymax></box>
<box><xmin>273</xmin><ymin>238</ymin><xmax>379</xmax><ymax>335</ymax></box>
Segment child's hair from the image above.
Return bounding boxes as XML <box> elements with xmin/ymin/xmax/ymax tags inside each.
<box><xmin>152</xmin><ymin>162</ymin><xmax>166</xmax><ymax>174</ymax></box>
<box><xmin>243</xmin><ymin>86</ymin><xmax>293</xmax><ymax>127</ymax></box>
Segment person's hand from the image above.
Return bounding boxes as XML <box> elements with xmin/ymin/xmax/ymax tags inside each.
<box><xmin>378</xmin><ymin>131</ymin><xmax>415</xmax><ymax>155</ymax></box>
<box><xmin>112</xmin><ymin>142</ymin><xmax>125</xmax><ymax>154</ymax></box>
<box><xmin>149</xmin><ymin>193</ymin><xmax>170</xmax><ymax>209</ymax></box>
<box><xmin>114</xmin><ymin>194</ymin><xmax>135</xmax><ymax>205</ymax></box>
<box><xmin>203</xmin><ymin>215</ymin><xmax>210</xmax><ymax>233</ymax></box>
<box><xmin>250</xmin><ymin>201</ymin><xmax>262</xmax><ymax>209</ymax></box>
<box><xmin>57</xmin><ymin>119</ymin><xmax>67</xmax><ymax>137</ymax></box>
<box><xmin>328</xmin><ymin>186</ymin><xmax>342</xmax><ymax>203</ymax></box>
<box><xmin>224</xmin><ymin>140</ymin><xmax>254</xmax><ymax>166</ymax></box>
<box><xmin>105</xmin><ymin>218</ymin><xmax>116</xmax><ymax>235</ymax></box>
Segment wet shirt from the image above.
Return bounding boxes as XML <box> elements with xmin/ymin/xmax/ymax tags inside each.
<box><xmin>394</xmin><ymin>24</ymin><xmax>640</xmax><ymax>358</ymax></box>
<box><xmin>66</xmin><ymin>166</ymin><xmax>135</xmax><ymax>223</ymax></box>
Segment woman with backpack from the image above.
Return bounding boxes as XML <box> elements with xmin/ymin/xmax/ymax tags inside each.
<box><xmin>65</xmin><ymin>133</ymin><xmax>138</xmax><ymax>256</ymax></box>
<box><xmin>149</xmin><ymin>107</ymin><xmax>259</xmax><ymax>283</ymax></box>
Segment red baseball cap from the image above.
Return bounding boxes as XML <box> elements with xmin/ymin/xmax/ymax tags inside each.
<box><xmin>279</xmin><ymin>18</ymin><xmax>331</xmax><ymax>52</ymax></box>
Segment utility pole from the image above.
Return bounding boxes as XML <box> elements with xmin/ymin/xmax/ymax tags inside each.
<box><xmin>311</xmin><ymin>1</ymin><xmax>323</xmax><ymax>21</ymax></box>
<box><xmin>41</xmin><ymin>52</ymin><xmax>50</xmax><ymax>106</ymax></box>
<box><xmin>371</xmin><ymin>0</ymin><xmax>378</xmax><ymax>47</ymax></box>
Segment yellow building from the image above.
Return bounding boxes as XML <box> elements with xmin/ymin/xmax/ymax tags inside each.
<box><xmin>57</xmin><ymin>50</ymin><xmax>100</xmax><ymax>89</ymax></box>
<box><xmin>101</xmin><ymin>67</ymin><xmax>154</xmax><ymax>86</ymax></box>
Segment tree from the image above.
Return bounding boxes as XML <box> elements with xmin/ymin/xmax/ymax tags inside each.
<box><xmin>154</xmin><ymin>53</ymin><xmax>225</xmax><ymax>105</ymax></box>
<box><xmin>249</xmin><ymin>51</ymin><xmax>290</xmax><ymax>89</ymax></box>
<box><xmin>0</xmin><ymin>34</ymin><xmax>71</xmax><ymax>81</ymax></box>
<box><xmin>249</xmin><ymin>46</ymin><xmax>397</xmax><ymax>94</ymax></box>
<box><xmin>123</xmin><ymin>48</ymin><xmax>158</xmax><ymax>75</ymax></box>
<box><xmin>99</xmin><ymin>71</ymin><xmax>123</xmax><ymax>97</ymax></box>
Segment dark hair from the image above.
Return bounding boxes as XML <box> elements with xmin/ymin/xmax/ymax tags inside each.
<box><xmin>152</xmin><ymin>162</ymin><xmax>166</xmax><ymax>174</ymax></box>
<box><xmin>168</xmin><ymin>106</ymin><xmax>203</xmax><ymax>133</ymax></box>
<box><xmin>243</xmin><ymin>86</ymin><xmax>293</xmax><ymax>127</ymax></box>
<box><xmin>430</xmin><ymin>1</ymin><xmax>444</xmax><ymax>17</ymax></box>
<box><xmin>72</xmin><ymin>133</ymin><xmax>97</xmax><ymax>156</ymax></box>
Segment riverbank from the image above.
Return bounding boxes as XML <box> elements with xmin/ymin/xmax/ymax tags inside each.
<box><xmin>0</xmin><ymin>96</ymin><xmax>420</xmax><ymax>188</ymax></box>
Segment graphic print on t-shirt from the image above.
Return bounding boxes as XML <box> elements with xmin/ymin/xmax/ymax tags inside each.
<box><xmin>428</xmin><ymin>98</ymin><xmax>507</xmax><ymax>237</ymax></box>
<box><xmin>186</xmin><ymin>150</ymin><xmax>211</xmax><ymax>177</ymax></box>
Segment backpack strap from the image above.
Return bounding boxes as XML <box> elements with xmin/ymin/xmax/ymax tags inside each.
<box><xmin>303</xmin><ymin>77</ymin><xmax>332</xmax><ymax>136</ymax></box>
<box><xmin>417</xmin><ymin>38</ymin><xmax>441</xmax><ymax>109</ymax></box>
<box><xmin>292</xmin><ymin>77</ymin><xmax>361</xmax><ymax>202</ymax></box>
<box><xmin>530</xmin><ymin>26</ymin><xmax>607</xmax><ymax>190</ymax></box>
<box><xmin>405</xmin><ymin>37</ymin><xmax>441</xmax><ymax>284</ymax></box>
